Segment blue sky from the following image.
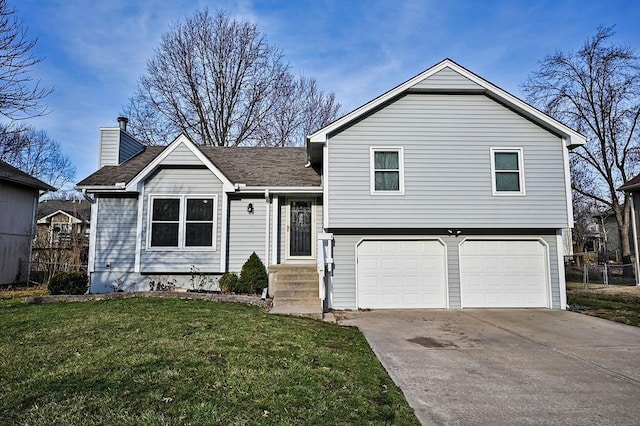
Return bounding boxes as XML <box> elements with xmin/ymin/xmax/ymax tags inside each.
<box><xmin>16</xmin><ymin>0</ymin><xmax>640</xmax><ymax>188</ymax></box>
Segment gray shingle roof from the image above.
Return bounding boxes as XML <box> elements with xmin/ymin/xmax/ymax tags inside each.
<box><xmin>37</xmin><ymin>199</ymin><xmax>92</xmax><ymax>221</ymax></box>
<box><xmin>76</xmin><ymin>146</ymin><xmax>320</xmax><ymax>188</ymax></box>
<box><xmin>0</xmin><ymin>160</ymin><xmax>56</xmax><ymax>191</ymax></box>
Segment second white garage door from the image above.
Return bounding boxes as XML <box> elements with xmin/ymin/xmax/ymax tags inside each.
<box><xmin>357</xmin><ymin>240</ymin><xmax>447</xmax><ymax>309</ymax></box>
<box><xmin>459</xmin><ymin>240</ymin><xmax>549</xmax><ymax>308</ymax></box>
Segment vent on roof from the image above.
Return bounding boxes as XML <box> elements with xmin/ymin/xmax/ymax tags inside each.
<box><xmin>117</xmin><ymin>116</ymin><xmax>129</xmax><ymax>132</ymax></box>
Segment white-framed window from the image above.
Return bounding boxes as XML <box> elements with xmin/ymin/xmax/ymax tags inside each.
<box><xmin>370</xmin><ymin>147</ymin><xmax>404</xmax><ymax>195</ymax></box>
<box><xmin>490</xmin><ymin>148</ymin><xmax>525</xmax><ymax>195</ymax></box>
<box><xmin>148</xmin><ymin>195</ymin><xmax>217</xmax><ymax>250</ymax></box>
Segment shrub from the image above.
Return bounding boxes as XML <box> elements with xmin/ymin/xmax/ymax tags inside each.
<box><xmin>238</xmin><ymin>252</ymin><xmax>268</xmax><ymax>294</ymax></box>
<box><xmin>48</xmin><ymin>272</ymin><xmax>88</xmax><ymax>295</ymax></box>
<box><xmin>219</xmin><ymin>272</ymin><xmax>239</xmax><ymax>293</ymax></box>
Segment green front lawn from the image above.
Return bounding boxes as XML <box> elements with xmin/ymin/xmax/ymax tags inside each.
<box><xmin>567</xmin><ymin>290</ymin><xmax>640</xmax><ymax>327</ymax></box>
<box><xmin>0</xmin><ymin>297</ymin><xmax>418</xmax><ymax>425</ymax></box>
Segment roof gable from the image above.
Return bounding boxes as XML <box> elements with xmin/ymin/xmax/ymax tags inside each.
<box><xmin>411</xmin><ymin>66</ymin><xmax>483</xmax><ymax>91</ymax></box>
<box><xmin>37</xmin><ymin>209</ymin><xmax>83</xmax><ymax>224</ymax></box>
<box><xmin>308</xmin><ymin>58</ymin><xmax>586</xmax><ymax>148</ymax></box>
<box><xmin>125</xmin><ymin>134</ymin><xmax>235</xmax><ymax>192</ymax></box>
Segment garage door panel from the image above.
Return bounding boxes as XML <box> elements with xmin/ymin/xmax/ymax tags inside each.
<box><xmin>460</xmin><ymin>240</ymin><xmax>548</xmax><ymax>308</ymax></box>
<box><xmin>357</xmin><ymin>240</ymin><xmax>447</xmax><ymax>309</ymax></box>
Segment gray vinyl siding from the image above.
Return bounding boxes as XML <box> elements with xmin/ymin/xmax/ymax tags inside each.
<box><xmin>0</xmin><ymin>183</ymin><xmax>37</xmax><ymax>285</ymax></box>
<box><xmin>411</xmin><ymin>66</ymin><xmax>482</xmax><ymax>90</ymax></box>
<box><xmin>94</xmin><ymin>196</ymin><xmax>138</xmax><ymax>272</ymax></box>
<box><xmin>99</xmin><ymin>128</ymin><xmax>119</xmax><ymax>168</ymax></box>
<box><xmin>140</xmin><ymin>168</ymin><xmax>223</xmax><ymax>273</ymax></box>
<box><xmin>327</xmin><ymin>94</ymin><xmax>569</xmax><ymax>229</ymax></box>
<box><xmin>330</xmin><ymin>232</ymin><xmax>561</xmax><ymax>310</ymax></box>
<box><xmin>227</xmin><ymin>197</ymin><xmax>268</xmax><ymax>272</ymax></box>
<box><xmin>119</xmin><ymin>132</ymin><xmax>144</xmax><ymax>164</ymax></box>
<box><xmin>159</xmin><ymin>143</ymin><xmax>203</xmax><ymax>165</ymax></box>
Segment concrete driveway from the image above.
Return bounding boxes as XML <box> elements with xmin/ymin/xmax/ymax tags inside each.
<box><xmin>339</xmin><ymin>310</ymin><xmax>640</xmax><ymax>425</ymax></box>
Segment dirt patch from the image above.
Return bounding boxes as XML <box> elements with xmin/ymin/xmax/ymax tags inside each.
<box><xmin>567</xmin><ymin>282</ymin><xmax>640</xmax><ymax>296</ymax></box>
<box><xmin>407</xmin><ymin>336</ymin><xmax>457</xmax><ymax>348</ymax></box>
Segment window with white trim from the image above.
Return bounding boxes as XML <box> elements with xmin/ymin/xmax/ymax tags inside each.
<box><xmin>370</xmin><ymin>147</ymin><xmax>404</xmax><ymax>194</ymax></box>
<box><xmin>149</xmin><ymin>195</ymin><xmax>217</xmax><ymax>249</ymax></box>
<box><xmin>491</xmin><ymin>148</ymin><xmax>525</xmax><ymax>195</ymax></box>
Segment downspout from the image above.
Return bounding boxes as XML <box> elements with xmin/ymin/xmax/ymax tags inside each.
<box><xmin>27</xmin><ymin>191</ymin><xmax>39</xmax><ymax>284</ymax></box>
<box><xmin>264</xmin><ymin>189</ymin><xmax>270</xmax><ymax>267</ymax></box>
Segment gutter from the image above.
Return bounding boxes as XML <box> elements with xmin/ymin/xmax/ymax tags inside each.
<box><xmin>235</xmin><ymin>186</ymin><xmax>323</xmax><ymax>194</ymax></box>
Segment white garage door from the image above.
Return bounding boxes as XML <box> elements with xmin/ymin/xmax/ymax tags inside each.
<box><xmin>357</xmin><ymin>240</ymin><xmax>447</xmax><ymax>309</ymax></box>
<box><xmin>459</xmin><ymin>240</ymin><xmax>549</xmax><ymax>308</ymax></box>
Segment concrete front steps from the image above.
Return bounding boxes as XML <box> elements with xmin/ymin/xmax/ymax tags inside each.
<box><xmin>268</xmin><ymin>264</ymin><xmax>323</xmax><ymax>318</ymax></box>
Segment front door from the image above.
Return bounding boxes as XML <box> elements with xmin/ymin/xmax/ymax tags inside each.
<box><xmin>287</xmin><ymin>200</ymin><xmax>314</xmax><ymax>258</ymax></box>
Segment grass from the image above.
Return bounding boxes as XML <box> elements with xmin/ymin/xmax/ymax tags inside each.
<box><xmin>0</xmin><ymin>296</ymin><xmax>419</xmax><ymax>425</ymax></box>
<box><xmin>567</xmin><ymin>289</ymin><xmax>640</xmax><ymax>327</ymax></box>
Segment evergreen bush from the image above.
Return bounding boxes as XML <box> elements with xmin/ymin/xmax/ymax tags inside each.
<box><xmin>238</xmin><ymin>252</ymin><xmax>268</xmax><ymax>294</ymax></box>
<box><xmin>48</xmin><ymin>272</ymin><xmax>88</xmax><ymax>295</ymax></box>
<box><xmin>219</xmin><ymin>272</ymin><xmax>239</xmax><ymax>293</ymax></box>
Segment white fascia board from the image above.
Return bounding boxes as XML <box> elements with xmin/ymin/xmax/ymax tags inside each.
<box><xmin>308</xmin><ymin>59</ymin><xmax>586</xmax><ymax>148</ymax></box>
<box><xmin>236</xmin><ymin>186</ymin><xmax>322</xmax><ymax>194</ymax></box>
<box><xmin>125</xmin><ymin>134</ymin><xmax>235</xmax><ymax>192</ymax></box>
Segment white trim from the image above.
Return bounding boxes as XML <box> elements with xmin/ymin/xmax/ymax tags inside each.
<box><xmin>323</xmin><ymin>143</ymin><xmax>329</xmax><ymax>230</ymax></box>
<box><xmin>134</xmin><ymin>187</ymin><xmax>144</xmax><ymax>273</ymax></box>
<box><xmin>146</xmin><ymin>194</ymin><xmax>218</xmax><ymax>251</ymax></box>
<box><xmin>125</xmin><ymin>134</ymin><xmax>235</xmax><ymax>192</ymax></box>
<box><xmin>285</xmin><ymin>198</ymin><xmax>316</xmax><ymax>260</ymax></box>
<box><xmin>88</xmin><ymin>197</ymin><xmax>98</xmax><ymax>273</ymax></box>
<box><xmin>272</xmin><ymin>195</ymin><xmax>279</xmax><ymax>264</ymax></box>
<box><xmin>219</xmin><ymin>192</ymin><xmax>228</xmax><ymax>272</ymax></box>
<box><xmin>556</xmin><ymin>230</ymin><xmax>568</xmax><ymax>309</ymax></box>
<box><xmin>369</xmin><ymin>147</ymin><xmax>405</xmax><ymax>195</ymax></box>
<box><xmin>562</xmin><ymin>140</ymin><xmax>574</xmax><ymax>227</ymax></box>
<box><xmin>457</xmin><ymin>237</ymin><xmax>551</xmax><ymax>309</ymax></box>
<box><xmin>37</xmin><ymin>210</ymin><xmax>82</xmax><ymax>224</ymax></box>
<box><xmin>354</xmin><ymin>237</ymin><xmax>449</xmax><ymax>309</ymax></box>
<box><xmin>308</xmin><ymin>59</ymin><xmax>586</xmax><ymax>148</ymax></box>
<box><xmin>264</xmin><ymin>193</ymin><xmax>270</xmax><ymax>266</ymax></box>
<box><xmin>490</xmin><ymin>147</ymin><xmax>525</xmax><ymax>196</ymax></box>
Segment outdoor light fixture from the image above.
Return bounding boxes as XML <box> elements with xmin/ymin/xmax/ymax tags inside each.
<box><xmin>247</xmin><ymin>203</ymin><xmax>254</xmax><ymax>214</ymax></box>
<box><xmin>447</xmin><ymin>229</ymin><xmax>462</xmax><ymax>237</ymax></box>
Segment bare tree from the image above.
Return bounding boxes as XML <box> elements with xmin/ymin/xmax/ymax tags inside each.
<box><xmin>123</xmin><ymin>9</ymin><xmax>340</xmax><ymax>146</ymax></box>
<box><xmin>254</xmin><ymin>75</ymin><xmax>341</xmax><ymax>146</ymax></box>
<box><xmin>0</xmin><ymin>124</ymin><xmax>75</xmax><ymax>188</ymax></box>
<box><xmin>523</xmin><ymin>26</ymin><xmax>640</xmax><ymax>267</ymax></box>
<box><xmin>0</xmin><ymin>0</ymin><xmax>50</xmax><ymax>119</ymax></box>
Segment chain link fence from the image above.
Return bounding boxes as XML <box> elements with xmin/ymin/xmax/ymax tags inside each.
<box><xmin>565</xmin><ymin>263</ymin><xmax>637</xmax><ymax>288</ymax></box>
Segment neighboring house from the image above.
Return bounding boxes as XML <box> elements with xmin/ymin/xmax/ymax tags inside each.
<box><xmin>37</xmin><ymin>199</ymin><xmax>91</xmax><ymax>245</ymax></box>
<box><xmin>619</xmin><ymin>176</ymin><xmax>640</xmax><ymax>283</ymax></box>
<box><xmin>32</xmin><ymin>199</ymin><xmax>92</xmax><ymax>281</ymax></box>
<box><xmin>589</xmin><ymin>210</ymin><xmax>634</xmax><ymax>261</ymax></box>
<box><xmin>76</xmin><ymin>59</ymin><xmax>585</xmax><ymax>311</ymax></box>
<box><xmin>0</xmin><ymin>160</ymin><xmax>55</xmax><ymax>285</ymax></box>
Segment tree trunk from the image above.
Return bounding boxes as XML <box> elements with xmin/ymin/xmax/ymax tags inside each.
<box><xmin>615</xmin><ymin>195</ymin><xmax>634</xmax><ymax>278</ymax></box>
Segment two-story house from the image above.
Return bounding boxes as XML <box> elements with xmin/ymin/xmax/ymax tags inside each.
<box><xmin>76</xmin><ymin>59</ymin><xmax>585</xmax><ymax>312</ymax></box>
